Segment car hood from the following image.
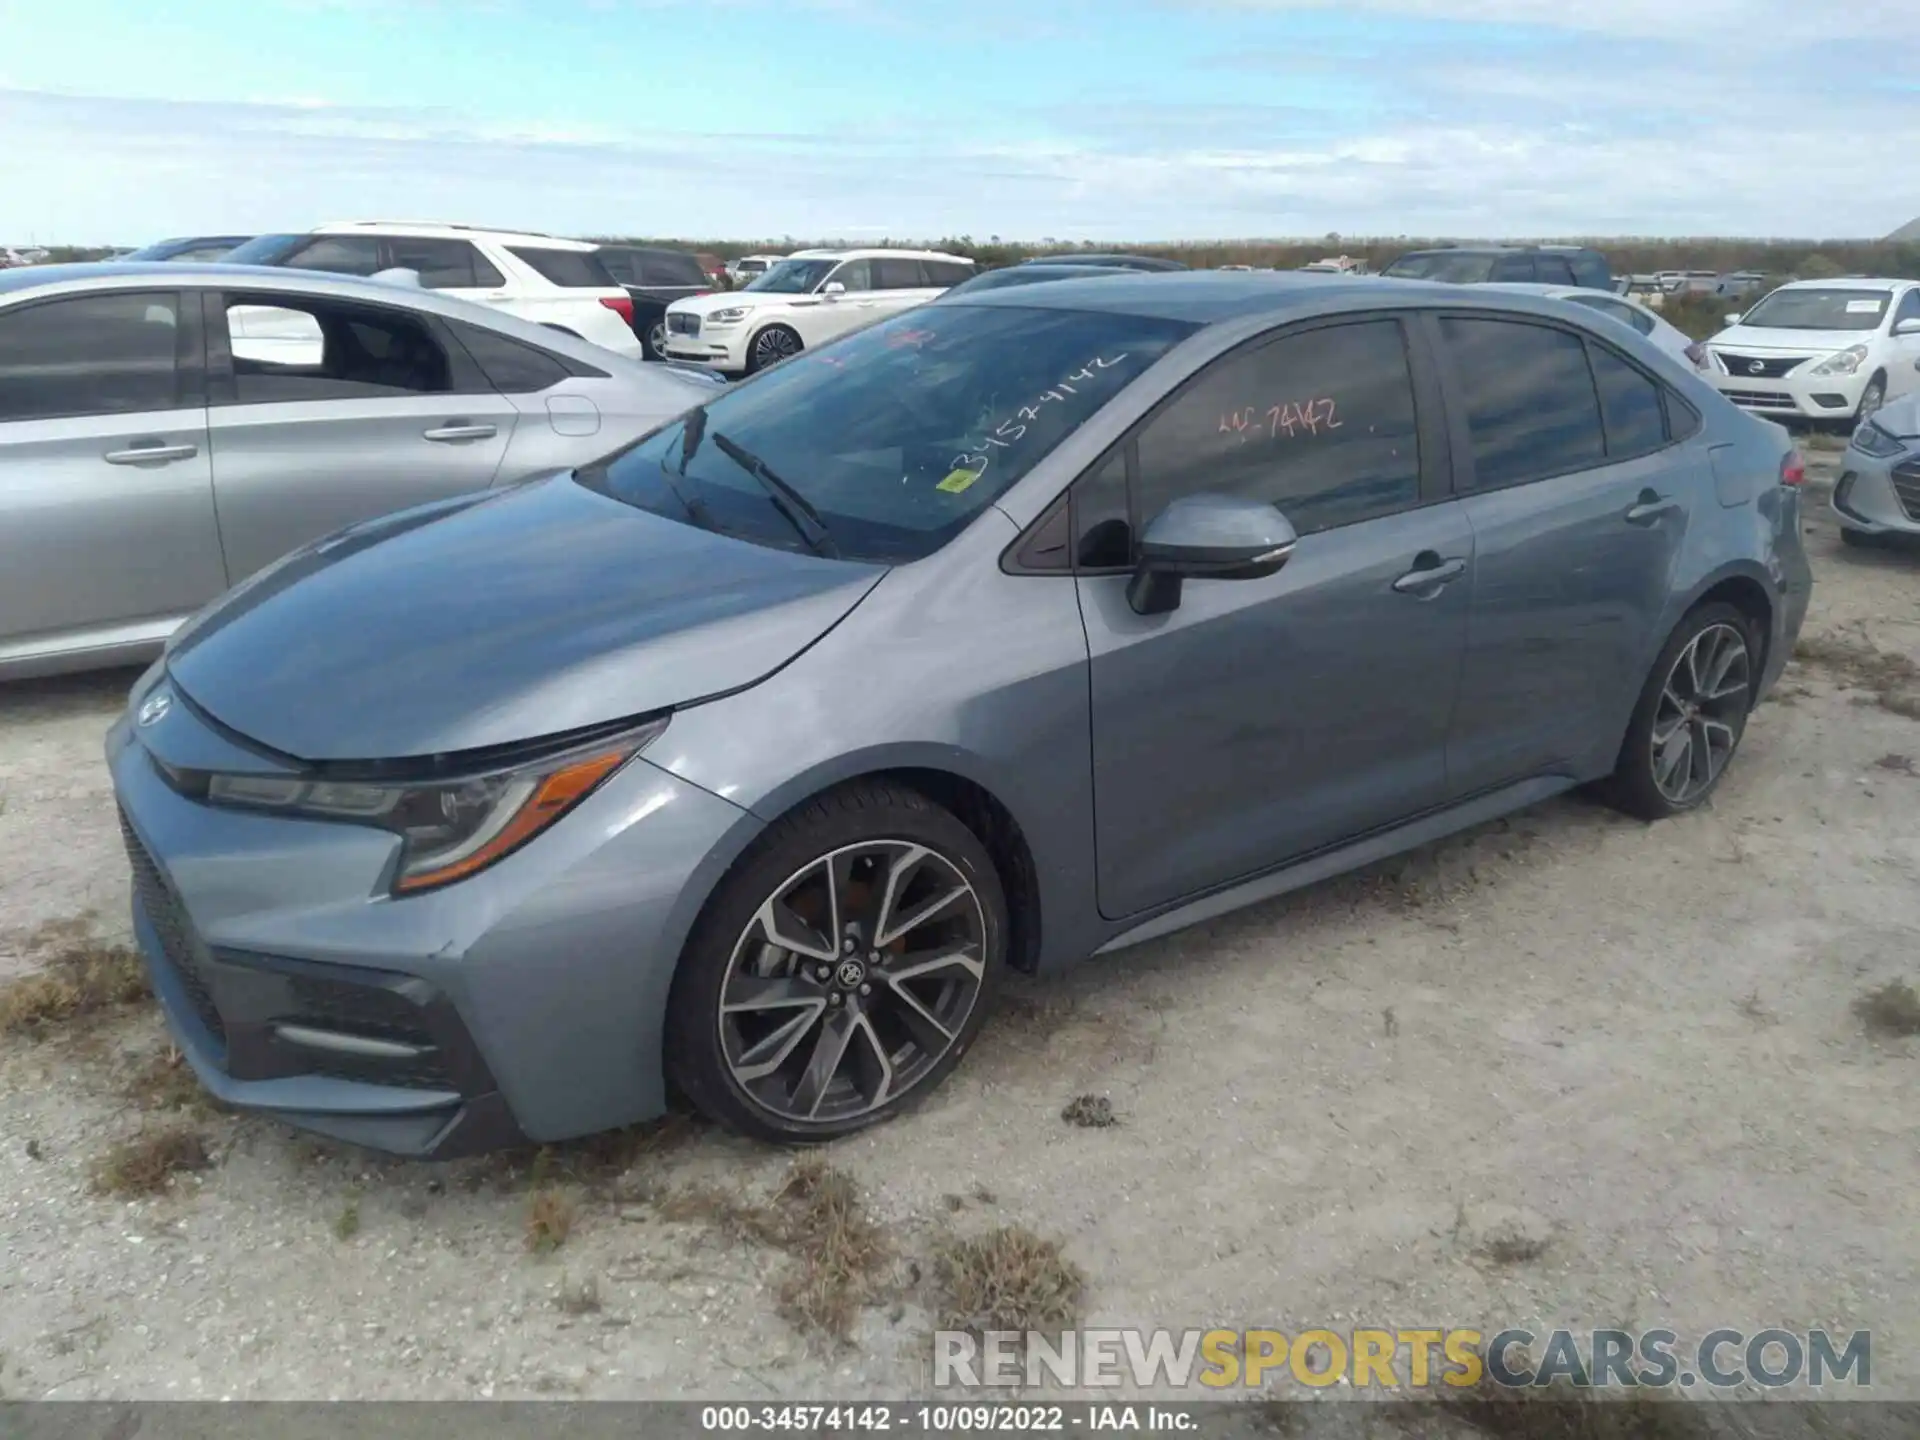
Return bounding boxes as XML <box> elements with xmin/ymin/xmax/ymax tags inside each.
<box><xmin>1709</xmin><ymin>325</ymin><xmax>1875</xmax><ymax>355</ymax></box>
<box><xmin>165</xmin><ymin>476</ymin><xmax>885</xmax><ymax>763</ymax></box>
<box><xmin>667</xmin><ymin>290</ymin><xmax>802</xmax><ymax>318</ymax></box>
<box><xmin>1869</xmin><ymin>393</ymin><xmax>1920</xmax><ymax>439</ymax></box>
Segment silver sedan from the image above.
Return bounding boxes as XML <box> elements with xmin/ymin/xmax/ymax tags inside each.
<box><xmin>1833</xmin><ymin>394</ymin><xmax>1920</xmax><ymax>545</ymax></box>
<box><xmin>0</xmin><ymin>262</ymin><xmax>723</xmax><ymax>679</ymax></box>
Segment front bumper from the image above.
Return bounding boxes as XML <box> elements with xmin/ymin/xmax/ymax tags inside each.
<box><xmin>1708</xmin><ymin>368</ymin><xmax>1867</xmax><ymax>419</ymax></box>
<box><xmin>1832</xmin><ymin>449</ymin><xmax>1920</xmax><ymax>535</ymax></box>
<box><xmin>106</xmin><ymin>697</ymin><xmax>753</xmax><ymax>1157</ymax></box>
<box><xmin>662</xmin><ymin>320</ymin><xmax>748</xmax><ymax>372</ymax></box>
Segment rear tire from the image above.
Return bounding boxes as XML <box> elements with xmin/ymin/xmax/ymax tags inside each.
<box><xmin>1604</xmin><ymin>603</ymin><xmax>1758</xmax><ymax>821</ymax></box>
<box><xmin>664</xmin><ymin>781</ymin><xmax>1006</xmax><ymax>1143</ymax></box>
<box><xmin>1839</xmin><ymin>526</ymin><xmax>1876</xmax><ymax>549</ymax></box>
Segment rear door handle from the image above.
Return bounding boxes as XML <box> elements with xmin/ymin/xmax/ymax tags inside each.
<box><xmin>1626</xmin><ymin>490</ymin><xmax>1680</xmax><ymax>525</ymax></box>
<box><xmin>104</xmin><ymin>442</ymin><xmax>198</xmax><ymax>465</ymax></box>
<box><xmin>423</xmin><ymin>423</ymin><xmax>498</xmax><ymax>443</ymax></box>
<box><xmin>1392</xmin><ymin>555</ymin><xmax>1467</xmax><ymax>595</ymax></box>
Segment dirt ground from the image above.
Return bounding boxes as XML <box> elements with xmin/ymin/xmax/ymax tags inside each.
<box><xmin>1</xmin><ymin>445</ymin><xmax>1916</xmax><ymax>1417</ymax></box>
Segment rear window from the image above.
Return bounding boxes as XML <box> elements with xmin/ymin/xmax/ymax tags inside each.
<box><xmin>1382</xmin><ymin>252</ymin><xmax>1497</xmax><ymax>284</ymax></box>
<box><xmin>508</xmin><ymin>246</ymin><xmax>619</xmax><ymax>288</ymax></box>
<box><xmin>221</xmin><ymin>234</ymin><xmax>311</xmax><ymax>266</ymax></box>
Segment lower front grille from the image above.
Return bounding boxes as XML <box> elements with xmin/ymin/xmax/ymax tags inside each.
<box><xmin>1721</xmin><ymin>388</ymin><xmax>1795</xmax><ymax>409</ymax></box>
<box><xmin>1893</xmin><ymin>460</ymin><xmax>1920</xmax><ymax>522</ymax></box>
<box><xmin>119</xmin><ymin>812</ymin><xmax>225</xmax><ymax>1044</ymax></box>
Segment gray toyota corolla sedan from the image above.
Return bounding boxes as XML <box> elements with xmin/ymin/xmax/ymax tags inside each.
<box><xmin>108</xmin><ymin>273</ymin><xmax>1812</xmax><ymax>1154</ymax></box>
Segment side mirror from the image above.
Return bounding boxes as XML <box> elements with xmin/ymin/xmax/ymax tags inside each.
<box><xmin>1894</xmin><ymin>318</ymin><xmax>1920</xmax><ymax>337</ymax></box>
<box><xmin>1724</xmin><ymin>312</ymin><xmax>1743</xmax><ymax>326</ymax></box>
<box><xmin>1126</xmin><ymin>494</ymin><xmax>1298</xmax><ymax>616</ymax></box>
<box><xmin>823</xmin><ymin>281</ymin><xmax>846</xmax><ymax>298</ymax></box>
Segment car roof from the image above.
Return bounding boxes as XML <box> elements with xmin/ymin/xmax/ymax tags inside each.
<box><xmin>946</xmin><ymin>269</ymin><xmax>1496</xmax><ymax>323</ymax></box>
<box><xmin>783</xmin><ymin>247</ymin><xmax>972</xmax><ymax>263</ymax></box>
<box><xmin>596</xmin><ymin>243</ymin><xmax>699</xmax><ymax>259</ymax></box>
<box><xmin>311</xmin><ymin>222</ymin><xmax>595</xmax><ymax>250</ymax></box>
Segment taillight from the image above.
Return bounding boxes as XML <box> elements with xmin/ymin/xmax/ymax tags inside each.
<box><xmin>600</xmin><ymin>295</ymin><xmax>634</xmax><ymax>324</ymax></box>
<box><xmin>1780</xmin><ymin>450</ymin><xmax>1806</xmax><ymax>487</ymax></box>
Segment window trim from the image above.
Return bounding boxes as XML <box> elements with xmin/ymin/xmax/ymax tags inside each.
<box><xmin>0</xmin><ymin>287</ymin><xmax>197</xmax><ymax>424</ymax></box>
<box><xmin>1000</xmin><ymin>310</ymin><xmax>1447</xmax><ymax>578</ymax></box>
<box><xmin>1423</xmin><ymin>309</ymin><xmax>1690</xmax><ymax>495</ymax></box>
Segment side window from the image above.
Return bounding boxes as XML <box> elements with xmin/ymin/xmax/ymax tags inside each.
<box><xmin>1895</xmin><ymin>289</ymin><xmax>1920</xmax><ymax>327</ymax></box>
<box><xmin>1536</xmin><ymin>256</ymin><xmax>1578</xmax><ymax>285</ymax></box>
<box><xmin>1132</xmin><ymin>319</ymin><xmax>1422</xmax><ymax>536</ymax></box>
<box><xmin>643</xmin><ymin>252</ymin><xmax>707</xmax><ymax>287</ymax></box>
<box><xmin>1587</xmin><ymin>343</ymin><xmax>1668</xmax><ymax>458</ymax></box>
<box><xmin>875</xmin><ymin>258</ymin><xmax>927</xmax><ymax>290</ymax></box>
<box><xmin>1073</xmin><ymin>447</ymin><xmax>1132</xmax><ymax>569</ymax></box>
<box><xmin>446</xmin><ymin>319</ymin><xmax>572</xmax><ymax>393</ymax></box>
<box><xmin>1491</xmin><ymin>255</ymin><xmax>1536</xmax><ymax>282</ymax></box>
<box><xmin>1569</xmin><ymin>253</ymin><xmax>1611</xmax><ymax>290</ymax></box>
<box><xmin>1440</xmin><ymin>317</ymin><xmax>1606</xmax><ymax>489</ymax></box>
<box><xmin>283</xmin><ymin>235</ymin><xmax>385</xmax><ymax>277</ymax></box>
<box><xmin>221</xmin><ymin>296</ymin><xmax>454</xmax><ymax>403</ymax></box>
<box><xmin>926</xmin><ymin>261</ymin><xmax>974</xmax><ymax>287</ymax></box>
<box><xmin>597</xmin><ymin>251</ymin><xmax>637</xmax><ymax>285</ymax></box>
<box><xmin>826</xmin><ymin>259</ymin><xmax>874</xmax><ymax>292</ymax></box>
<box><xmin>0</xmin><ymin>291</ymin><xmax>182</xmax><ymax>422</ymax></box>
<box><xmin>385</xmin><ymin>237</ymin><xmax>503</xmax><ymax>290</ymax></box>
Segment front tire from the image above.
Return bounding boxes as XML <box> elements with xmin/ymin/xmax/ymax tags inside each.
<box><xmin>745</xmin><ymin>324</ymin><xmax>803</xmax><ymax>374</ymax></box>
<box><xmin>664</xmin><ymin>781</ymin><xmax>1006</xmax><ymax>1143</ymax></box>
<box><xmin>1604</xmin><ymin>603</ymin><xmax>1757</xmax><ymax>821</ymax></box>
<box><xmin>644</xmin><ymin>319</ymin><xmax>668</xmax><ymax>361</ymax></box>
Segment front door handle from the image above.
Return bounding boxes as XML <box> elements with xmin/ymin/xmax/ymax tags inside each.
<box><xmin>1392</xmin><ymin>555</ymin><xmax>1467</xmax><ymax>595</ymax></box>
<box><xmin>1625</xmin><ymin>489</ymin><xmax>1680</xmax><ymax>525</ymax></box>
<box><xmin>104</xmin><ymin>442</ymin><xmax>198</xmax><ymax>465</ymax></box>
<box><xmin>423</xmin><ymin>423</ymin><xmax>498</xmax><ymax>443</ymax></box>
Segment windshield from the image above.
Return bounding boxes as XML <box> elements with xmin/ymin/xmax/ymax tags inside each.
<box><xmin>1382</xmin><ymin>252</ymin><xmax>1496</xmax><ymax>283</ymax></box>
<box><xmin>221</xmin><ymin>234</ymin><xmax>310</xmax><ymax>266</ymax></box>
<box><xmin>743</xmin><ymin>258</ymin><xmax>838</xmax><ymax>294</ymax></box>
<box><xmin>946</xmin><ymin>267</ymin><xmax>1105</xmax><ymax>296</ymax></box>
<box><xmin>578</xmin><ymin>302</ymin><xmax>1196</xmax><ymax>563</ymax></box>
<box><xmin>1737</xmin><ymin>287</ymin><xmax>1891</xmax><ymax>332</ymax></box>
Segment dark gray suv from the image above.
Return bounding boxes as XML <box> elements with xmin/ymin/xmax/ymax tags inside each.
<box><xmin>109</xmin><ymin>273</ymin><xmax>1810</xmax><ymax>1154</ymax></box>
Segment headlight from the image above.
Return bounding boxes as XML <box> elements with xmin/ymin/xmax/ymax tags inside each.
<box><xmin>706</xmin><ymin>307</ymin><xmax>749</xmax><ymax>324</ymax></box>
<box><xmin>1809</xmin><ymin>344</ymin><xmax>1869</xmax><ymax>377</ymax></box>
<box><xmin>1851</xmin><ymin>418</ymin><xmax>1907</xmax><ymax>458</ymax></box>
<box><xmin>205</xmin><ymin>717</ymin><xmax>667</xmax><ymax>893</ymax></box>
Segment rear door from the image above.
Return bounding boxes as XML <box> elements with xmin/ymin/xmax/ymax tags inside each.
<box><xmin>1433</xmin><ymin>313</ymin><xmax>1704</xmax><ymax>793</ymax></box>
<box><xmin>1888</xmin><ymin>288</ymin><xmax>1920</xmax><ymax>399</ymax></box>
<box><xmin>873</xmin><ymin>257</ymin><xmax>942</xmax><ymax>319</ymax></box>
<box><xmin>0</xmin><ymin>289</ymin><xmax>225</xmax><ymax>654</ymax></box>
<box><xmin>204</xmin><ymin>289</ymin><xmax>519</xmax><ymax>579</ymax></box>
<box><xmin>1075</xmin><ymin>315</ymin><xmax>1471</xmax><ymax>917</ymax></box>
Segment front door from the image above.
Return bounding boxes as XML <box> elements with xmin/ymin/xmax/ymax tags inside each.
<box><xmin>1075</xmin><ymin>316</ymin><xmax>1472</xmax><ymax>919</ymax></box>
<box><xmin>0</xmin><ymin>289</ymin><xmax>226</xmax><ymax>655</ymax></box>
<box><xmin>1431</xmin><ymin>314</ymin><xmax>1700</xmax><ymax>794</ymax></box>
<box><xmin>205</xmin><ymin>290</ymin><xmax>518</xmax><ymax>580</ymax></box>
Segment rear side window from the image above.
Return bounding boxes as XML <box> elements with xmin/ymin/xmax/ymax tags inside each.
<box><xmin>595</xmin><ymin>251</ymin><xmax>637</xmax><ymax>284</ymax></box>
<box><xmin>1441</xmin><ymin>317</ymin><xmax>1605</xmax><ymax>489</ymax></box>
<box><xmin>446</xmin><ymin>319</ymin><xmax>574</xmax><ymax>392</ymax></box>
<box><xmin>642</xmin><ymin>251</ymin><xmax>707</xmax><ymax>287</ymax></box>
<box><xmin>1569</xmin><ymin>252</ymin><xmax>1611</xmax><ymax>289</ymax></box>
<box><xmin>1587</xmin><ymin>344</ymin><xmax>1667</xmax><ymax>457</ymax></box>
<box><xmin>925</xmin><ymin>260</ymin><xmax>975</xmax><ymax>287</ymax></box>
<box><xmin>1133</xmin><ymin>318</ymin><xmax>1422</xmax><ymax>536</ymax></box>
<box><xmin>1490</xmin><ymin>255</ymin><xmax>1536</xmax><ymax>282</ymax></box>
<box><xmin>0</xmin><ymin>291</ymin><xmax>182</xmax><ymax>421</ymax></box>
<box><xmin>220</xmin><ymin>295</ymin><xmax>454</xmax><ymax>403</ymax></box>
<box><xmin>283</xmin><ymin>235</ymin><xmax>385</xmax><ymax>277</ymax></box>
<box><xmin>508</xmin><ymin>246</ymin><xmax>619</xmax><ymax>288</ymax></box>
<box><xmin>1535</xmin><ymin>256</ymin><xmax>1578</xmax><ymax>285</ymax></box>
<box><xmin>385</xmin><ymin>237</ymin><xmax>506</xmax><ymax>290</ymax></box>
<box><xmin>875</xmin><ymin>258</ymin><xmax>927</xmax><ymax>289</ymax></box>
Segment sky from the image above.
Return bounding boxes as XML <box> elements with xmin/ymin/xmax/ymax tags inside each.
<box><xmin>1</xmin><ymin>0</ymin><xmax>1916</xmax><ymax>245</ymax></box>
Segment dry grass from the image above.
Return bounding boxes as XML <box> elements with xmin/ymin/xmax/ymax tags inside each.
<box><xmin>0</xmin><ymin>925</ymin><xmax>149</xmax><ymax>1037</ymax></box>
<box><xmin>89</xmin><ymin>1125</ymin><xmax>212</xmax><ymax>1197</ymax></box>
<box><xmin>1060</xmin><ymin>1094</ymin><xmax>1117</xmax><ymax>1128</ymax></box>
<box><xmin>933</xmin><ymin>1225</ymin><xmax>1086</xmax><ymax>1334</ymax></box>
<box><xmin>334</xmin><ymin>1194</ymin><xmax>362</xmax><ymax>1240</ymax></box>
<box><xmin>656</xmin><ymin>1156</ymin><xmax>891</xmax><ymax>1342</ymax></box>
<box><xmin>1793</xmin><ymin>634</ymin><xmax>1920</xmax><ymax>719</ymax></box>
<box><xmin>1418</xmin><ymin>1378</ymin><xmax>1715</xmax><ymax>1440</ymax></box>
<box><xmin>525</xmin><ymin>1186</ymin><xmax>577</xmax><ymax>1253</ymax></box>
<box><xmin>122</xmin><ymin>1046</ymin><xmax>211</xmax><ymax>1113</ymax></box>
<box><xmin>1874</xmin><ymin>753</ymin><xmax>1918</xmax><ymax>777</ymax></box>
<box><xmin>554</xmin><ymin>1273</ymin><xmax>603</xmax><ymax>1315</ymax></box>
<box><xmin>1855</xmin><ymin>980</ymin><xmax>1920</xmax><ymax>1039</ymax></box>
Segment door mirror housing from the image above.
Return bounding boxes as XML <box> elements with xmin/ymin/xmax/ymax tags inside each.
<box><xmin>1893</xmin><ymin>317</ymin><xmax>1920</xmax><ymax>337</ymax></box>
<box><xmin>1126</xmin><ymin>494</ymin><xmax>1298</xmax><ymax>616</ymax></box>
<box><xmin>822</xmin><ymin>281</ymin><xmax>846</xmax><ymax>298</ymax></box>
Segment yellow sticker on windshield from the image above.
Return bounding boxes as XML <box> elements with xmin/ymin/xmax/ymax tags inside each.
<box><xmin>937</xmin><ymin>467</ymin><xmax>983</xmax><ymax>494</ymax></box>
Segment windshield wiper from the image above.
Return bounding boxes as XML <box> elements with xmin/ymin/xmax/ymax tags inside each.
<box><xmin>711</xmin><ymin>431</ymin><xmax>838</xmax><ymax>558</ymax></box>
<box><xmin>652</xmin><ymin>409</ymin><xmax>720</xmax><ymax>532</ymax></box>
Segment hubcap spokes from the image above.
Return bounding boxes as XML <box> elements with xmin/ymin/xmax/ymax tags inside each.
<box><xmin>650</xmin><ymin>323</ymin><xmax>668</xmax><ymax>355</ymax></box>
<box><xmin>1651</xmin><ymin>622</ymin><xmax>1751</xmax><ymax>805</ymax></box>
<box><xmin>719</xmin><ymin>841</ymin><xmax>985</xmax><ymax>1124</ymax></box>
<box><xmin>756</xmin><ymin>331</ymin><xmax>796</xmax><ymax>365</ymax></box>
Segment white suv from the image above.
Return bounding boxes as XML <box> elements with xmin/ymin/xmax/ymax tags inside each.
<box><xmin>222</xmin><ymin>223</ymin><xmax>643</xmax><ymax>359</ymax></box>
<box><xmin>1706</xmin><ymin>277</ymin><xmax>1920</xmax><ymax>422</ymax></box>
<box><xmin>663</xmin><ymin>248</ymin><xmax>975</xmax><ymax>374</ymax></box>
